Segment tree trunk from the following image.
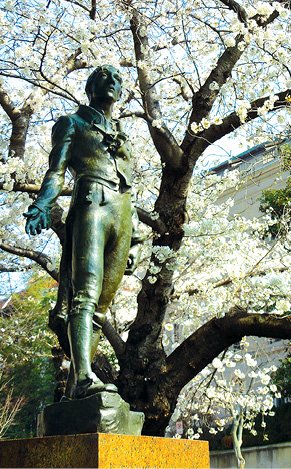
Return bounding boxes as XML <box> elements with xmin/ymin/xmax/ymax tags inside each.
<box><xmin>117</xmin><ymin>164</ymin><xmax>191</xmax><ymax>435</ymax></box>
<box><xmin>231</xmin><ymin>413</ymin><xmax>245</xmax><ymax>469</ymax></box>
<box><xmin>9</xmin><ymin>105</ymin><xmax>33</xmax><ymax>159</ymax></box>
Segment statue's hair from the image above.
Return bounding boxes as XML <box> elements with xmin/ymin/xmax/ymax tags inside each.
<box><xmin>85</xmin><ymin>65</ymin><xmax>122</xmax><ymax>100</ymax></box>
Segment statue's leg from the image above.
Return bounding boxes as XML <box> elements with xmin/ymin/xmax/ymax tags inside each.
<box><xmin>68</xmin><ymin>182</ymin><xmax>117</xmax><ymax>398</ymax></box>
<box><xmin>92</xmin><ymin>190</ymin><xmax>132</xmax><ymax>358</ymax></box>
<box><xmin>65</xmin><ymin>328</ymin><xmax>101</xmax><ymax>398</ymax></box>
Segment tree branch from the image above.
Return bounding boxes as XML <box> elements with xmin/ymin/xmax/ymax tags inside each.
<box><xmin>0</xmin><ymin>242</ymin><xmax>59</xmax><ymax>281</ymax></box>
<box><xmin>0</xmin><ymin>181</ymin><xmax>72</xmax><ymax>195</ymax></box>
<box><xmin>90</xmin><ymin>0</ymin><xmax>96</xmax><ymax>19</ymax></box>
<box><xmin>64</xmin><ymin>0</ymin><xmax>91</xmax><ymax>14</ymax></box>
<box><xmin>181</xmin><ymin>7</ymin><xmax>283</xmax><ymax>157</ymax></box>
<box><xmin>0</xmin><ymin>91</ymin><xmax>33</xmax><ymax>159</ymax></box>
<box><xmin>172</xmin><ymin>262</ymin><xmax>291</xmax><ymax>300</ymax></box>
<box><xmin>102</xmin><ymin>319</ymin><xmax>126</xmax><ymax>356</ymax></box>
<box><xmin>137</xmin><ymin>207</ymin><xmax>167</xmax><ymax>234</ymax></box>
<box><xmin>165</xmin><ymin>306</ymin><xmax>291</xmax><ymax>395</ymax></box>
<box><xmin>0</xmin><ymin>73</ymin><xmax>80</xmax><ymax>104</ymax></box>
<box><xmin>1</xmin><ymin>40</ymin><xmax>88</xmax><ymax>159</ymax></box>
<box><xmin>182</xmin><ymin>37</ymin><xmax>244</xmax><ymax>154</ymax></box>
<box><xmin>130</xmin><ymin>12</ymin><xmax>184</xmax><ymax>169</ymax></box>
<box><xmin>0</xmin><ymin>84</ymin><xmax>21</xmax><ymax>122</ymax></box>
<box><xmin>119</xmin><ymin>111</ymin><xmax>147</xmax><ymax>120</ymax></box>
<box><xmin>219</xmin><ymin>0</ymin><xmax>248</xmax><ymax>24</ymax></box>
<box><xmin>0</xmin><ymin>264</ymin><xmax>30</xmax><ymax>273</ymax></box>
<box><xmin>191</xmin><ymin>88</ymin><xmax>291</xmax><ymax>159</ymax></box>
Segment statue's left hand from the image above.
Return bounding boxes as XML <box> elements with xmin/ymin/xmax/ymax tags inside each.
<box><xmin>125</xmin><ymin>243</ymin><xmax>141</xmax><ymax>275</ymax></box>
<box><xmin>24</xmin><ymin>206</ymin><xmax>51</xmax><ymax>235</ymax></box>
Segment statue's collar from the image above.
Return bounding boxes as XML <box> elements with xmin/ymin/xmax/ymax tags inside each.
<box><xmin>76</xmin><ymin>104</ymin><xmax>127</xmax><ymax>150</ymax></box>
<box><xmin>77</xmin><ymin>104</ymin><xmax>107</xmax><ymax>123</ymax></box>
<box><xmin>76</xmin><ymin>105</ymin><xmax>118</xmax><ymax>132</ymax></box>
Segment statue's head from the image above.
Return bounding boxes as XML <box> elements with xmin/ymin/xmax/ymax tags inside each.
<box><xmin>85</xmin><ymin>65</ymin><xmax>122</xmax><ymax>104</ymax></box>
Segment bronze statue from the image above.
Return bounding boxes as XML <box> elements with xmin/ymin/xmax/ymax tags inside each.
<box><xmin>25</xmin><ymin>65</ymin><xmax>142</xmax><ymax>399</ymax></box>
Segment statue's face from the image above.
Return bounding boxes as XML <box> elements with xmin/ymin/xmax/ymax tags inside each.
<box><xmin>91</xmin><ymin>66</ymin><xmax>122</xmax><ymax>103</ymax></box>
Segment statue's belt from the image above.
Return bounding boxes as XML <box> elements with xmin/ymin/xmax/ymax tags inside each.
<box><xmin>73</xmin><ymin>174</ymin><xmax>131</xmax><ymax>194</ymax></box>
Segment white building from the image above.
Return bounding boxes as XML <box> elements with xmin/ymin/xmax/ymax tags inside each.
<box><xmin>208</xmin><ymin>139</ymin><xmax>290</xmax><ymax>220</ymax></box>
<box><xmin>209</xmin><ymin>139</ymin><xmax>291</xmax><ymax>402</ymax></box>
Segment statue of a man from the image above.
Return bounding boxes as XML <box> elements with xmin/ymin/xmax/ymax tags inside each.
<box><xmin>25</xmin><ymin>65</ymin><xmax>142</xmax><ymax>399</ymax></box>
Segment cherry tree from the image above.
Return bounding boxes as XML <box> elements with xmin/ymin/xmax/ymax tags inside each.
<box><xmin>1</xmin><ymin>0</ymin><xmax>291</xmax><ymax>436</ymax></box>
<box><xmin>172</xmin><ymin>337</ymin><xmax>283</xmax><ymax>468</ymax></box>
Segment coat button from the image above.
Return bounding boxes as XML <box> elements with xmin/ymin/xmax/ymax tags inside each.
<box><xmin>85</xmin><ymin>190</ymin><xmax>93</xmax><ymax>203</ymax></box>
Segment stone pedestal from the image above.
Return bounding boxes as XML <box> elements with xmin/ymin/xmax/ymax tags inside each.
<box><xmin>0</xmin><ymin>433</ymin><xmax>210</xmax><ymax>468</ymax></box>
<box><xmin>37</xmin><ymin>392</ymin><xmax>144</xmax><ymax>437</ymax></box>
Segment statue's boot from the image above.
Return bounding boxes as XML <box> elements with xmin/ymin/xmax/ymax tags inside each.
<box><xmin>71</xmin><ymin>374</ymin><xmax>118</xmax><ymax>399</ymax></box>
<box><xmin>68</xmin><ymin>307</ymin><xmax>117</xmax><ymax>399</ymax></box>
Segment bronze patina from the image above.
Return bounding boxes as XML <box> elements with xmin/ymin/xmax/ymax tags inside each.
<box><xmin>25</xmin><ymin>65</ymin><xmax>142</xmax><ymax>399</ymax></box>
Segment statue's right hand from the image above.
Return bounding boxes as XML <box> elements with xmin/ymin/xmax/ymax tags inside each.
<box><xmin>24</xmin><ymin>206</ymin><xmax>51</xmax><ymax>235</ymax></box>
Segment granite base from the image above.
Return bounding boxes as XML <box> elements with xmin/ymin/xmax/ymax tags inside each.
<box><xmin>0</xmin><ymin>433</ymin><xmax>210</xmax><ymax>468</ymax></box>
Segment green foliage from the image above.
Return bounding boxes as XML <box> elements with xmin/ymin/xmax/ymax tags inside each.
<box><xmin>281</xmin><ymin>144</ymin><xmax>291</xmax><ymax>171</ymax></box>
<box><xmin>260</xmin><ymin>179</ymin><xmax>291</xmax><ymax>237</ymax></box>
<box><xmin>272</xmin><ymin>356</ymin><xmax>291</xmax><ymax>398</ymax></box>
<box><xmin>260</xmin><ymin>144</ymin><xmax>291</xmax><ymax>238</ymax></box>
<box><xmin>0</xmin><ymin>274</ymin><xmax>58</xmax><ymax>438</ymax></box>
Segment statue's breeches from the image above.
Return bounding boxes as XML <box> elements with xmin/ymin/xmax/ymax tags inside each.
<box><xmin>67</xmin><ymin>178</ymin><xmax>132</xmax><ymax>328</ymax></box>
